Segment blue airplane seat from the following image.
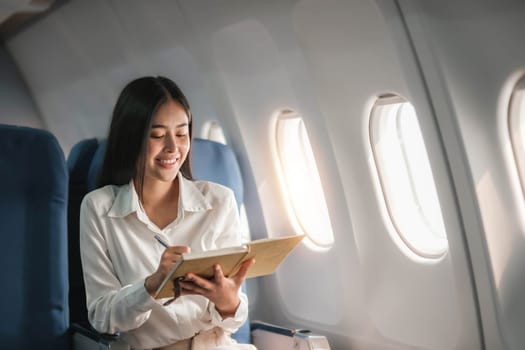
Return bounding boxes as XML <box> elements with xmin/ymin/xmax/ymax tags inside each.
<box><xmin>0</xmin><ymin>124</ymin><xmax>69</xmax><ymax>350</ymax></box>
<box><xmin>86</xmin><ymin>139</ymin><xmax>107</xmax><ymax>192</ymax></box>
<box><xmin>67</xmin><ymin>138</ymin><xmax>100</xmax><ymax>326</ymax></box>
<box><xmin>191</xmin><ymin>138</ymin><xmax>244</xmax><ymax>211</ymax></box>
<box><xmin>191</xmin><ymin>138</ymin><xmax>250</xmax><ymax>344</ymax></box>
<box><xmin>68</xmin><ymin>138</ymin><xmax>100</xmax><ymax>181</ymax></box>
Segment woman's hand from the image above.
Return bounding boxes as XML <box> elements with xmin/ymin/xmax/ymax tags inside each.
<box><xmin>179</xmin><ymin>258</ymin><xmax>255</xmax><ymax>318</ymax></box>
<box><xmin>144</xmin><ymin>245</ymin><xmax>191</xmax><ymax>297</ymax></box>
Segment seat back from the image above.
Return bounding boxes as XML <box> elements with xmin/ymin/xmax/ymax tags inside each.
<box><xmin>86</xmin><ymin>139</ymin><xmax>106</xmax><ymax>192</ymax></box>
<box><xmin>67</xmin><ymin>138</ymin><xmax>106</xmax><ymax>328</ymax></box>
<box><xmin>191</xmin><ymin>138</ymin><xmax>250</xmax><ymax>344</ymax></box>
<box><xmin>67</xmin><ymin>138</ymin><xmax>100</xmax><ymax>326</ymax></box>
<box><xmin>0</xmin><ymin>124</ymin><xmax>69</xmax><ymax>350</ymax></box>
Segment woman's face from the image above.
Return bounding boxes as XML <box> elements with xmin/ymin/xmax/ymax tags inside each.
<box><xmin>143</xmin><ymin>99</ymin><xmax>190</xmax><ymax>184</ymax></box>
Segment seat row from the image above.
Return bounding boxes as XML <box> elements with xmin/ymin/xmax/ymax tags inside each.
<box><xmin>0</xmin><ymin>124</ymin><xmax>248</xmax><ymax>349</ymax></box>
<box><xmin>0</xmin><ymin>123</ymin><xmax>329</xmax><ymax>350</ymax></box>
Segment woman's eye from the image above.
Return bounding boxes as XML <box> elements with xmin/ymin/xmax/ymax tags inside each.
<box><xmin>176</xmin><ymin>133</ymin><xmax>187</xmax><ymax>138</ymax></box>
<box><xmin>150</xmin><ymin>134</ymin><xmax>164</xmax><ymax>139</ymax></box>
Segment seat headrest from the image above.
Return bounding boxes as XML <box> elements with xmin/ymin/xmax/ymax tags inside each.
<box><xmin>192</xmin><ymin>138</ymin><xmax>244</xmax><ymax>208</ymax></box>
<box><xmin>87</xmin><ymin>139</ymin><xmax>107</xmax><ymax>192</ymax></box>
<box><xmin>0</xmin><ymin>124</ymin><xmax>67</xmax><ymax>193</ymax></box>
<box><xmin>68</xmin><ymin>138</ymin><xmax>99</xmax><ymax>184</ymax></box>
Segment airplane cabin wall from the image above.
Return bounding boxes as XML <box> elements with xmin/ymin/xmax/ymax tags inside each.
<box><xmin>399</xmin><ymin>0</ymin><xmax>525</xmax><ymax>349</ymax></box>
<box><xmin>152</xmin><ymin>1</ymin><xmax>481</xmax><ymax>349</ymax></box>
<box><xmin>0</xmin><ymin>45</ymin><xmax>43</xmax><ymax>128</ymax></box>
<box><xmin>5</xmin><ymin>0</ymin><xmax>220</xmax><ymax>155</ymax></box>
<box><xmin>5</xmin><ymin>0</ymin><xmax>524</xmax><ymax>349</ymax></box>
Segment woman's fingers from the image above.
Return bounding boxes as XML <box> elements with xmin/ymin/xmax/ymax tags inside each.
<box><xmin>232</xmin><ymin>258</ymin><xmax>255</xmax><ymax>285</ymax></box>
<box><xmin>213</xmin><ymin>264</ymin><xmax>225</xmax><ymax>284</ymax></box>
<box><xmin>182</xmin><ymin>259</ymin><xmax>255</xmax><ymax>294</ymax></box>
<box><xmin>182</xmin><ymin>273</ymin><xmax>214</xmax><ymax>293</ymax></box>
<box><xmin>158</xmin><ymin>245</ymin><xmax>190</xmax><ymax>274</ymax></box>
<box><xmin>176</xmin><ymin>264</ymin><xmax>244</xmax><ymax>316</ymax></box>
<box><xmin>165</xmin><ymin>245</ymin><xmax>190</xmax><ymax>262</ymax></box>
<box><xmin>180</xmin><ymin>264</ymin><xmax>231</xmax><ymax>295</ymax></box>
<box><xmin>149</xmin><ymin>245</ymin><xmax>191</xmax><ymax>298</ymax></box>
<box><xmin>168</xmin><ymin>245</ymin><xmax>191</xmax><ymax>255</ymax></box>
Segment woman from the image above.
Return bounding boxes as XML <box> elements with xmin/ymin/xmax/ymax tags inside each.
<box><xmin>80</xmin><ymin>76</ymin><xmax>254</xmax><ymax>350</ymax></box>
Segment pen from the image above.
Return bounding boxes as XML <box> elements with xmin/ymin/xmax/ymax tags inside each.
<box><xmin>154</xmin><ymin>235</ymin><xmax>170</xmax><ymax>248</ymax></box>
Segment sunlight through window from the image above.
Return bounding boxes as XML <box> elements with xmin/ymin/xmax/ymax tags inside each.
<box><xmin>370</xmin><ymin>96</ymin><xmax>447</xmax><ymax>258</ymax></box>
<box><xmin>274</xmin><ymin>111</ymin><xmax>334</xmax><ymax>248</ymax></box>
<box><xmin>201</xmin><ymin>120</ymin><xmax>227</xmax><ymax>144</ymax></box>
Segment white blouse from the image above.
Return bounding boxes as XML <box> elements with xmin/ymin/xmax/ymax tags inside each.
<box><xmin>79</xmin><ymin>174</ymin><xmax>248</xmax><ymax>350</ymax></box>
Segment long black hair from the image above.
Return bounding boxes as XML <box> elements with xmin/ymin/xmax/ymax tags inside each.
<box><xmin>98</xmin><ymin>76</ymin><xmax>193</xmax><ymax>194</ymax></box>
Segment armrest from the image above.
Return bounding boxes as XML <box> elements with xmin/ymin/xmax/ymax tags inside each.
<box><xmin>251</xmin><ymin>320</ymin><xmax>330</xmax><ymax>350</ymax></box>
<box><xmin>71</xmin><ymin>323</ymin><xmax>130</xmax><ymax>350</ymax></box>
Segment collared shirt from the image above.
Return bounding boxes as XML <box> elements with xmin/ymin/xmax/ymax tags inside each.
<box><xmin>79</xmin><ymin>174</ymin><xmax>248</xmax><ymax>350</ymax></box>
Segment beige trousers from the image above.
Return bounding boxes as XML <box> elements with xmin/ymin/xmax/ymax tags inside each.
<box><xmin>154</xmin><ymin>327</ymin><xmax>256</xmax><ymax>350</ymax></box>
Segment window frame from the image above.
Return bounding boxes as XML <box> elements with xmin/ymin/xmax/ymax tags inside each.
<box><xmin>201</xmin><ymin>120</ymin><xmax>227</xmax><ymax>144</ymax></box>
<box><xmin>509</xmin><ymin>77</ymin><xmax>525</xmax><ymax>200</ymax></box>
<box><xmin>369</xmin><ymin>95</ymin><xmax>448</xmax><ymax>259</ymax></box>
<box><xmin>273</xmin><ymin>110</ymin><xmax>335</xmax><ymax>249</ymax></box>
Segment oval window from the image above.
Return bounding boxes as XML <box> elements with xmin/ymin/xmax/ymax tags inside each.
<box><xmin>274</xmin><ymin>110</ymin><xmax>334</xmax><ymax>248</ymax></box>
<box><xmin>369</xmin><ymin>96</ymin><xmax>448</xmax><ymax>258</ymax></box>
<box><xmin>201</xmin><ymin>120</ymin><xmax>227</xmax><ymax>144</ymax></box>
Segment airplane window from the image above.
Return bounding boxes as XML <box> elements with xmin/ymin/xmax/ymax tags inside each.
<box><xmin>274</xmin><ymin>110</ymin><xmax>334</xmax><ymax>248</ymax></box>
<box><xmin>201</xmin><ymin>120</ymin><xmax>227</xmax><ymax>144</ymax></box>
<box><xmin>509</xmin><ymin>77</ymin><xmax>525</xmax><ymax>197</ymax></box>
<box><xmin>369</xmin><ymin>96</ymin><xmax>448</xmax><ymax>258</ymax></box>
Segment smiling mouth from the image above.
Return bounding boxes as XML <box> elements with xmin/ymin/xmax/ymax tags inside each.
<box><xmin>158</xmin><ymin>158</ymin><xmax>177</xmax><ymax>165</ymax></box>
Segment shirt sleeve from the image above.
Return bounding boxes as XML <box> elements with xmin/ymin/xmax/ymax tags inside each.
<box><xmin>208</xmin><ymin>290</ymin><xmax>249</xmax><ymax>333</ymax></box>
<box><xmin>80</xmin><ymin>194</ymin><xmax>158</xmax><ymax>334</ymax></box>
